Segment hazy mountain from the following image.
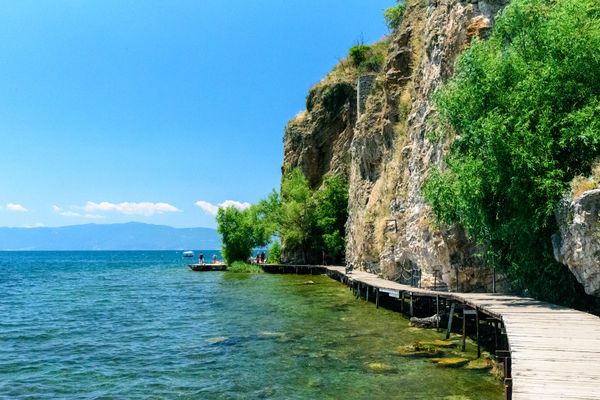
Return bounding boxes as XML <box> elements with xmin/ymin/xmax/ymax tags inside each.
<box><xmin>0</xmin><ymin>222</ymin><xmax>221</xmax><ymax>250</ymax></box>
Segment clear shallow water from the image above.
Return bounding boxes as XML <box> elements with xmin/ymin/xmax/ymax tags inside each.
<box><xmin>0</xmin><ymin>251</ymin><xmax>502</xmax><ymax>399</ymax></box>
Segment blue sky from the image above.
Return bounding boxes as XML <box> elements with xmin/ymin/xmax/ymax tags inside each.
<box><xmin>0</xmin><ymin>0</ymin><xmax>391</xmax><ymax>228</ymax></box>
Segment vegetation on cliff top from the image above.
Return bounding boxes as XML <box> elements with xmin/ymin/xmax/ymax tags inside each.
<box><xmin>384</xmin><ymin>0</ymin><xmax>406</xmax><ymax>31</ymax></box>
<box><xmin>424</xmin><ymin>0</ymin><xmax>600</xmax><ymax>306</ymax></box>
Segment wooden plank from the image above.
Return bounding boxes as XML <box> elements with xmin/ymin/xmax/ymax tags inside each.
<box><xmin>318</xmin><ymin>265</ymin><xmax>600</xmax><ymax>400</ymax></box>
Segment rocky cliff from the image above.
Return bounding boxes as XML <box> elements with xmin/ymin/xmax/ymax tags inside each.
<box><xmin>553</xmin><ymin>188</ymin><xmax>600</xmax><ymax>296</ymax></box>
<box><xmin>283</xmin><ymin>0</ymin><xmax>509</xmax><ymax>290</ymax></box>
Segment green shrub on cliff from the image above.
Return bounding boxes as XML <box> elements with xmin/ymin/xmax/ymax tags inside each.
<box><xmin>384</xmin><ymin>1</ymin><xmax>405</xmax><ymax>31</ymax></box>
<box><xmin>348</xmin><ymin>43</ymin><xmax>386</xmax><ymax>74</ymax></box>
<box><xmin>424</xmin><ymin>0</ymin><xmax>600</xmax><ymax>305</ymax></box>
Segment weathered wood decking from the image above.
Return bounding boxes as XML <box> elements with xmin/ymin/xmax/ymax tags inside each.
<box><xmin>267</xmin><ymin>264</ymin><xmax>600</xmax><ymax>400</ymax></box>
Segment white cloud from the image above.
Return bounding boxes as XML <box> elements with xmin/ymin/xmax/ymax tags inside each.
<box><xmin>83</xmin><ymin>201</ymin><xmax>181</xmax><ymax>216</ymax></box>
<box><xmin>6</xmin><ymin>203</ymin><xmax>28</xmax><ymax>212</ymax></box>
<box><xmin>52</xmin><ymin>202</ymin><xmax>146</xmax><ymax>219</ymax></box>
<box><xmin>195</xmin><ymin>201</ymin><xmax>219</xmax><ymax>215</ymax></box>
<box><xmin>194</xmin><ymin>200</ymin><xmax>251</xmax><ymax>216</ymax></box>
<box><xmin>52</xmin><ymin>205</ymin><xmax>80</xmax><ymax>217</ymax></box>
<box><xmin>84</xmin><ymin>214</ymin><xmax>105</xmax><ymax>219</ymax></box>
<box><xmin>23</xmin><ymin>223</ymin><xmax>45</xmax><ymax>228</ymax></box>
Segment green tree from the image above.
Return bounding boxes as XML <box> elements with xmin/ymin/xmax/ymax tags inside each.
<box><xmin>267</xmin><ymin>241</ymin><xmax>282</xmax><ymax>264</ymax></box>
<box><xmin>424</xmin><ymin>0</ymin><xmax>600</xmax><ymax>305</ymax></box>
<box><xmin>216</xmin><ymin>206</ymin><xmax>256</xmax><ymax>265</ymax></box>
<box><xmin>314</xmin><ymin>175</ymin><xmax>349</xmax><ymax>263</ymax></box>
<box><xmin>279</xmin><ymin>168</ymin><xmax>316</xmax><ymax>263</ymax></box>
<box><xmin>216</xmin><ymin>191</ymin><xmax>280</xmax><ymax>265</ymax></box>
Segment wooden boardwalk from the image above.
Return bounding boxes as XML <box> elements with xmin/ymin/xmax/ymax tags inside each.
<box><xmin>269</xmin><ymin>265</ymin><xmax>600</xmax><ymax>400</ymax></box>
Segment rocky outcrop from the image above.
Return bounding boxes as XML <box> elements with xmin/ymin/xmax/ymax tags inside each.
<box><xmin>553</xmin><ymin>189</ymin><xmax>600</xmax><ymax>296</ymax></box>
<box><xmin>346</xmin><ymin>0</ymin><xmax>508</xmax><ymax>291</ymax></box>
<box><xmin>283</xmin><ymin>81</ymin><xmax>357</xmax><ymax>188</ymax></box>
<box><xmin>282</xmin><ymin>0</ymin><xmax>509</xmax><ymax>291</ymax></box>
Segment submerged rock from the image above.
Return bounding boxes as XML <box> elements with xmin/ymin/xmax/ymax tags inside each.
<box><xmin>396</xmin><ymin>342</ymin><xmax>443</xmax><ymax>358</ymax></box>
<box><xmin>205</xmin><ymin>336</ymin><xmax>229</xmax><ymax>345</ymax></box>
<box><xmin>431</xmin><ymin>357</ymin><xmax>470</xmax><ymax>368</ymax></box>
<box><xmin>466</xmin><ymin>357</ymin><xmax>494</xmax><ymax>370</ymax></box>
<box><xmin>365</xmin><ymin>362</ymin><xmax>398</xmax><ymax>374</ymax></box>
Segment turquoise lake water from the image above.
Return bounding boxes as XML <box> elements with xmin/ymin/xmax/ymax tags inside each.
<box><xmin>0</xmin><ymin>251</ymin><xmax>503</xmax><ymax>399</ymax></box>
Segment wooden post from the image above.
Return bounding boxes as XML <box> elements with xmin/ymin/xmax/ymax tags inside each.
<box><xmin>366</xmin><ymin>285</ymin><xmax>369</xmax><ymax>302</ymax></box>
<box><xmin>375</xmin><ymin>288</ymin><xmax>380</xmax><ymax>309</ymax></box>
<box><xmin>400</xmin><ymin>292</ymin><xmax>405</xmax><ymax>314</ymax></box>
<box><xmin>504</xmin><ymin>378</ymin><xmax>512</xmax><ymax>400</ymax></box>
<box><xmin>456</xmin><ymin>266</ymin><xmax>459</xmax><ymax>292</ymax></box>
<box><xmin>462</xmin><ymin>306</ymin><xmax>467</xmax><ymax>351</ymax></box>
<box><xmin>494</xmin><ymin>320</ymin><xmax>499</xmax><ymax>353</ymax></box>
<box><xmin>476</xmin><ymin>308</ymin><xmax>481</xmax><ymax>358</ymax></box>
<box><xmin>436</xmin><ymin>295</ymin><xmax>440</xmax><ymax>332</ymax></box>
<box><xmin>409</xmin><ymin>293</ymin><xmax>414</xmax><ymax>317</ymax></box>
<box><xmin>446</xmin><ymin>302</ymin><xmax>455</xmax><ymax>339</ymax></box>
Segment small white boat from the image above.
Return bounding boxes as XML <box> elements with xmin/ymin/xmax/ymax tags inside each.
<box><xmin>183</xmin><ymin>251</ymin><xmax>194</xmax><ymax>258</ymax></box>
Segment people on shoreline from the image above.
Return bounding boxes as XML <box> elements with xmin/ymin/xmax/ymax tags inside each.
<box><xmin>260</xmin><ymin>251</ymin><xmax>266</xmax><ymax>264</ymax></box>
<box><xmin>212</xmin><ymin>254</ymin><xmax>217</xmax><ymax>264</ymax></box>
<box><xmin>199</xmin><ymin>252</ymin><xmax>204</xmax><ymax>265</ymax></box>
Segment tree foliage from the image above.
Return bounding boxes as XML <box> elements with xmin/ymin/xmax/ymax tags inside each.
<box><xmin>216</xmin><ymin>206</ymin><xmax>257</xmax><ymax>265</ymax></box>
<box><xmin>279</xmin><ymin>168</ymin><xmax>316</xmax><ymax>263</ymax></box>
<box><xmin>216</xmin><ymin>168</ymin><xmax>348</xmax><ymax>266</ymax></box>
<box><xmin>384</xmin><ymin>1</ymin><xmax>405</xmax><ymax>31</ymax></box>
<box><xmin>314</xmin><ymin>175</ymin><xmax>349</xmax><ymax>262</ymax></box>
<box><xmin>348</xmin><ymin>43</ymin><xmax>386</xmax><ymax>74</ymax></box>
<box><xmin>424</xmin><ymin>0</ymin><xmax>600</xmax><ymax>305</ymax></box>
<box><xmin>216</xmin><ymin>192</ymin><xmax>280</xmax><ymax>265</ymax></box>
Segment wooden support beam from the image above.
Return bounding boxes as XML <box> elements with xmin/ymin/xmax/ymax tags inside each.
<box><xmin>462</xmin><ymin>308</ymin><xmax>476</xmax><ymax>352</ymax></box>
<box><xmin>494</xmin><ymin>320</ymin><xmax>499</xmax><ymax>353</ymax></box>
<box><xmin>462</xmin><ymin>307</ymin><xmax>467</xmax><ymax>351</ymax></box>
<box><xmin>400</xmin><ymin>292</ymin><xmax>405</xmax><ymax>314</ymax></box>
<box><xmin>476</xmin><ymin>308</ymin><xmax>481</xmax><ymax>358</ymax></box>
<box><xmin>446</xmin><ymin>302</ymin><xmax>455</xmax><ymax>339</ymax></box>
<box><xmin>366</xmin><ymin>285</ymin><xmax>369</xmax><ymax>302</ymax></box>
<box><xmin>409</xmin><ymin>293</ymin><xmax>414</xmax><ymax>317</ymax></box>
<box><xmin>375</xmin><ymin>288</ymin><xmax>380</xmax><ymax>309</ymax></box>
<box><xmin>436</xmin><ymin>294</ymin><xmax>440</xmax><ymax>332</ymax></box>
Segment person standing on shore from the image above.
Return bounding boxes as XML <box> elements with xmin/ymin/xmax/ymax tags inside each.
<box><xmin>199</xmin><ymin>252</ymin><xmax>204</xmax><ymax>265</ymax></box>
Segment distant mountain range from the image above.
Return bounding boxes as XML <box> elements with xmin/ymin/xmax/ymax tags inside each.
<box><xmin>0</xmin><ymin>222</ymin><xmax>221</xmax><ymax>250</ymax></box>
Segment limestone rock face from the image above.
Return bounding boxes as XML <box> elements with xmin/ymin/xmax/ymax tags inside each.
<box><xmin>553</xmin><ymin>189</ymin><xmax>600</xmax><ymax>296</ymax></box>
<box><xmin>346</xmin><ymin>0</ymin><xmax>508</xmax><ymax>291</ymax></box>
<box><xmin>281</xmin><ymin>0</ymin><xmax>509</xmax><ymax>290</ymax></box>
<box><xmin>283</xmin><ymin>82</ymin><xmax>356</xmax><ymax>188</ymax></box>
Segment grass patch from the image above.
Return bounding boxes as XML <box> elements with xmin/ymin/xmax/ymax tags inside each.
<box><xmin>227</xmin><ymin>261</ymin><xmax>264</xmax><ymax>273</ymax></box>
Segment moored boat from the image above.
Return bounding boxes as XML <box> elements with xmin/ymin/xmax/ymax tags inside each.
<box><xmin>188</xmin><ymin>263</ymin><xmax>227</xmax><ymax>271</ymax></box>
